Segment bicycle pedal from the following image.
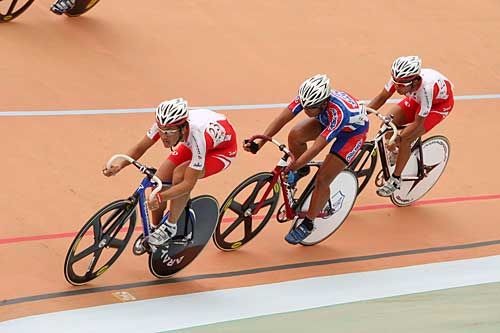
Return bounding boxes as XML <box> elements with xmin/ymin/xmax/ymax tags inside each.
<box><xmin>132</xmin><ymin>234</ymin><xmax>150</xmax><ymax>256</ymax></box>
<box><xmin>321</xmin><ymin>208</ymin><xmax>335</xmax><ymax>218</ymax></box>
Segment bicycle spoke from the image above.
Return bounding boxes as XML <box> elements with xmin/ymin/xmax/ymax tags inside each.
<box><xmin>91</xmin><ymin>220</ymin><xmax>102</xmax><ymax>244</ymax></box>
<box><xmin>102</xmin><ymin>206</ymin><xmax>128</xmax><ymax>231</ymax></box>
<box><xmin>263</xmin><ymin>197</ymin><xmax>276</xmax><ymax>207</ymax></box>
<box><xmin>228</xmin><ymin>200</ymin><xmax>244</xmax><ymax>215</ymax></box>
<box><xmin>107</xmin><ymin>237</ymin><xmax>127</xmax><ymax>249</ymax></box>
<box><xmin>101</xmin><ymin>209</ymin><xmax>121</xmax><ymax>229</ymax></box>
<box><xmin>243</xmin><ymin>179</ymin><xmax>269</xmax><ymax>208</ymax></box>
<box><xmin>72</xmin><ymin>244</ymin><xmax>101</xmax><ymax>263</ymax></box>
<box><xmin>7</xmin><ymin>0</ymin><xmax>19</xmax><ymax>14</ymax></box>
<box><xmin>255</xmin><ymin>197</ymin><xmax>276</xmax><ymax>209</ymax></box>
<box><xmin>220</xmin><ymin>216</ymin><xmax>246</xmax><ymax>240</ymax></box>
<box><xmin>86</xmin><ymin>249</ymin><xmax>104</xmax><ymax>274</ymax></box>
<box><xmin>243</xmin><ymin>217</ymin><xmax>253</xmax><ymax>239</ymax></box>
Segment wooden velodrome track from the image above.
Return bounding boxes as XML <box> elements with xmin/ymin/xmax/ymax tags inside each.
<box><xmin>1</xmin><ymin>0</ymin><xmax>499</xmax><ymax>325</ymax></box>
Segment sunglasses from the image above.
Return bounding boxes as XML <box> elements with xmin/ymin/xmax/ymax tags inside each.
<box><xmin>391</xmin><ymin>78</ymin><xmax>414</xmax><ymax>87</ymax></box>
<box><xmin>158</xmin><ymin>127</ymin><xmax>180</xmax><ymax>135</ymax></box>
<box><xmin>304</xmin><ymin>102</ymin><xmax>324</xmax><ymax>110</ymax></box>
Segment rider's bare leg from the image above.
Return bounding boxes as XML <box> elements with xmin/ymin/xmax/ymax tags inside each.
<box><xmin>394</xmin><ymin>126</ymin><xmax>425</xmax><ymax>177</ymax></box>
<box><xmin>306</xmin><ymin>153</ymin><xmax>346</xmax><ymax>219</ymax></box>
<box><xmin>287</xmin><ymin>118</ymin><xmax>322</xmax><ymax>158</ymax></box>
<box><xmin>167</xmin><ymin>162</ymin><xmax>204</xmax><ymax>225</ymax></box>
<box><xmin>150</xmin><ymin>159</ymin><xmax>176</xmax><ymax>227</ymax></box>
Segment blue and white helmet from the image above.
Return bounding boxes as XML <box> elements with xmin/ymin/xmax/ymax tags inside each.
<box><xmin>391</xmin><ymin>56</ymin><xmax>422</xmax><ymax>80</ymax></box>
<box><xmin>155</xmin><ymin>98</ymin><xmax>188</xmax><ymax>126</ymax></box>
<box><xmin>298</xmin><ymin>74</ymin><xmax>331</xmax><ymax>107</ymax></box>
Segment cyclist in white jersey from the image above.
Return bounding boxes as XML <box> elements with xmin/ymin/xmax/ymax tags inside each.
<box><xmin>368</xmin><ymin>56</ymin><xmax>454</xmax><ymax>197</ymax></box>
<box><xmin>102</xmin><ymin>98</ymin><xmax>237</xmax><ymax>245</ymax></box>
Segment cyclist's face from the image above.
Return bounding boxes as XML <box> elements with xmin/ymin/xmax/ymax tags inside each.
<box><xmin>158</xmin><ymin>125</ymin><xmax>182</xmax><ymax>148</ymax></box>
<box><xmin>393</xmin><ymin>76</ymin><xmax>419</xmax><ymax>95</ymax></box>
<box><xmin>304</xmin><ymin>101</ymin><xmax>326</xmax><ymax>117</ymax></box>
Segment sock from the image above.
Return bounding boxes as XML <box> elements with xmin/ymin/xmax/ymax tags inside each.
<box><xmin>392</xmin><ymin>173</ymin><xmax>401</xmax><ymax>181</ymax></box>
<box><xmin>301</xmin><ymin>217</ymin><xmax>314</xmax><ymax>231</ymax></box>
<box><xmin>165</xmin><ymin>221</ymin><xmax>177</xmax><ymax>235</ymax></box>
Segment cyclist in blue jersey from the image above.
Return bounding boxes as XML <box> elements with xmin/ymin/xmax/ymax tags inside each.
<box><xmin>244</xmin><ymin>74</ymin><xmax>369</xmax><ymax>244</ymax></box>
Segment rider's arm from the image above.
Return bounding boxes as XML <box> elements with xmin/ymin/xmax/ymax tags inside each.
<box><xmin>117</xmin><ymin>135</ymin><xmax>155</xmax><ymax>168</ymax></box>
<box><xmin>400</xmin><ymin>115</ymin><xmax>426</xmax><ymax>142</ymax></box>
<box><xmin>367</xmin><ymin>88</ymin><xmax>392</xmax><ymax>110</ymax></box>
<box><xmin>291</xmin><ymin>136</ymin><xmax>328</xmax><ymax>171</ymax></box>
<box><xmin>258</xmin><ymin>107</ymin><xmax>295</xmax><ymax>145</ymax></box>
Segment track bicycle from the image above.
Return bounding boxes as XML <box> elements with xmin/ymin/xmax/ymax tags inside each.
<box><xmin>349</xmin><ymin>107</ymin><xmax>451</xmax><ymax>206</ymax></box>
<box><xmin>64</xmin><ymin>154</ymin><xmax>219</xmax><ymax>285</ymax></box>
<box><xmin>213</xmin><ymin>135</ymin><xmax>358</xmax><ymax>250</ymax></box>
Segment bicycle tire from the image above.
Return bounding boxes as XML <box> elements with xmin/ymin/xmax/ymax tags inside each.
<box><xmin>391</xmin><ymin>135</ymin><xmax>450</xmax><ymax>207</ymax></box>
<box><xmin>64</xmin><ymin>199</ymin><xmax>137</xmax><ymax>285</ymax></box>
<box><xmin>0</xmin><ymin>0</ymin><xmax>36</xmax><ymax>23</ymax></box>
<box><xmin>213</xmin><ymin>172</ymin><xmax>280</xmax><ymax>251</ymax></box>
<box><xmin>292</xmin><ymin>170</ymin><xmax>358</xmax><ymax>246</ymax></box>
<box><xmin>148</xmin><ymin>195</ymin><xmax>219</xmax><ymax>278</ymax></box>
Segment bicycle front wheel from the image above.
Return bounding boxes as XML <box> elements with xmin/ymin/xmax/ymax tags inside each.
<box><xmin>213</xmin><ymin>172</ymin><xmax>280</xmax><ymax>251</ymax></box>
<box><xmin>64</xmin><ymin>199</ymin><xmax>137</xmax><ymax>285</ymax></box>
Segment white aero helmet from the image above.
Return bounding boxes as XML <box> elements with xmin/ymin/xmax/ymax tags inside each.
<box><xmin>155</xmin><ymin>98</ymin><xmax>189</xmax><ymax>126</ymax></box>
<box><xmin>391</xmin><ymin>56</ymin><xmax>422</xmax><ymax>80</ymax></box>
<box><xmin>298</xmin><ymin>74</ymin><xmax>331</xmax><ymax>107</ymax></box>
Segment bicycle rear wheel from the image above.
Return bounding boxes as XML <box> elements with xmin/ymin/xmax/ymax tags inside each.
<box><xmin>213</xmin><ymin>172</ymin><xmax>280</xmax><ymax>251</ymax></box>
<box><xmin>148</xmin><ymin>195</ymin><xmax>219</xmax><ymax>278</ymax></box>
<box><xmin>0</xmin><ymin>0</ymin><xmax>35</xmax><ymax>23</ymax></box>
<box><xmin>293</xmin><ymin>170</ymin><xmax>358</xmax><ymax>246</ymax></box>
<box><xmin>391</xmin><ymin>135</ymin><xmax>450</xmax><ymax>206</ymax></box>
<box><xmin>64</xmin><ymin>199</ymin><xmax>137</xmax><ymax>285</ymax></box>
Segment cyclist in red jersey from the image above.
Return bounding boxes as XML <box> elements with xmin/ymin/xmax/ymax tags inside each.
<box><xmin>103</xmin><ymin>98</ymin><xmax>237</xmax><ymax>245</ymax></box>
<box><xmin>367</xmin><ymin>56</ymin><xmax>454</xmax><ymax>197</ymax></box>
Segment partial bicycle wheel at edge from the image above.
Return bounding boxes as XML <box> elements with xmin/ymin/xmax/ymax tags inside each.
<box><xmin>0</xmin><ymin>0</ymin><xmax>36</xmax><ymax>23</ymax></box>
<box><xmin>64</xmin><ymin>199</ymin><xmax>137</xmax><ymax>285</ymax></box>
<box><xmin>65</xmin><ymin>0</ymin><xmax>101</xmax><ymax>17</ymax></box>
<box><xmin>213</xmin><ymin>172</ymin><xmax>280</xmax><ymax>251</ymax></box>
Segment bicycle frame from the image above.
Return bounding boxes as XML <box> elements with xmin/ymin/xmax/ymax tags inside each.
<box><xmin>106</xmin><ymin>155</ymin><xmax>168</xmax><ymax>238</ymax></box>
<box><xmin>131</xmin><ymin>177</ymin><xmax>160</xmax><ymax>238</ymax></box>
<box><xmin>248</xmin><ymin>136</ymin><xmax>330</xmax><ymax>221</ymax></box>
<box><xmin>357</xmin><ymin>107</ymin><xmax>427</xmax><ymax>183</ymax></box>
